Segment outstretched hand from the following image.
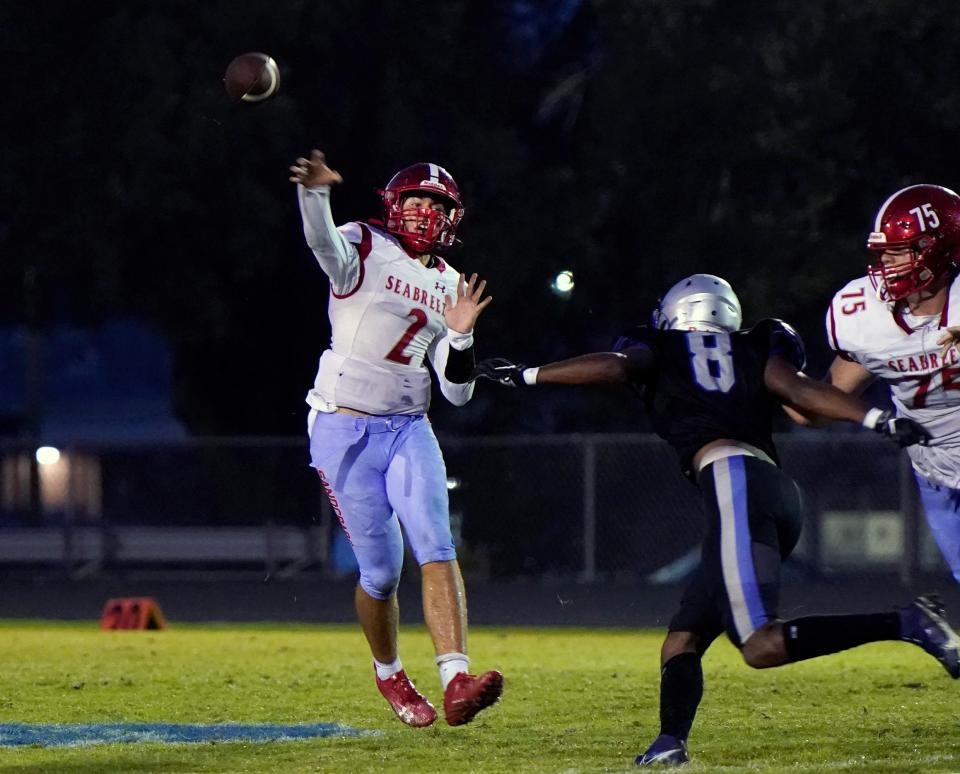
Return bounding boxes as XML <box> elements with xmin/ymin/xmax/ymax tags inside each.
<box><xmin>444</xmin><ymin>273</ymin><xmax>493</xmax><ymax>335</ymax></box>
<box><xmin>473</xmin><ymin>357</ymin><xmax>529</xmax><ymax>387</ymax></box>
<box><xmin>289</xmin><ymin>149</ymin><xmax>343</xmax><ymax>187</ymax></box>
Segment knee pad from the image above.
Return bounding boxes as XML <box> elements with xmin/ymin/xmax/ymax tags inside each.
<box><xmin>358</xmin><ymin>565</ymin><xmax>402</xmax><ymax>601</ymax></box>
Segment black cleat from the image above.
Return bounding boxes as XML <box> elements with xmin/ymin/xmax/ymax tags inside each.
<box><xmin>898</xmin><ymin>595</ymin><xmax>960</xmax><ymax>679</ymax></box>
<box><xmin>635</xmin><ymin>734</ymin><xmax>689</xmax><ymax>766</ymax></box>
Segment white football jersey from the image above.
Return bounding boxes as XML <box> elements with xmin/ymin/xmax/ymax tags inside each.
<box><xmin>827</xmin><ymin>274</ymin><xmax>960</xmax><ymax>486</ymax></box>
<box><xmin>298</xmin><ymin>186</ymin><xmax>473</xmax><ymax>415</ymax></box>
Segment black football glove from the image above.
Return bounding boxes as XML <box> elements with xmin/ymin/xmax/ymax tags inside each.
<box><xmin>869</xmin><ymin>410</ymin><xmax>932</xmax><ymax>447</ymax></box>
<box><xmin>472</xmin><ymin>357</ymin><xmax>529</xmax><ymax>387</ymax></box>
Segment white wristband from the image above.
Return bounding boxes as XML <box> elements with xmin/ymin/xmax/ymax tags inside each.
<box><xmin>862</xmin><ymin>407</ymin><xmax>885</xmax><ymax>430</ymax></box>
<box><xmin>447</xmin><ymin>330</ymin><xmax>474</xmax><ymax>351</ymax></box>
<box><xmin>523</xmin><ymin>367</ymin><xmax>539</xmax><ymax>385</ymax></box>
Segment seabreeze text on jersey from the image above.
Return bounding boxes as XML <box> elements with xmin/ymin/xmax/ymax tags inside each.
<box><xmin>887</xmin><ymin>348</ymin><xmax>960</xmax><ymax>373</ymax></box>
<box><xmin>385</xmin><ymin>274</ymin><xmax>447</xmax><ymax>314</ymax></box>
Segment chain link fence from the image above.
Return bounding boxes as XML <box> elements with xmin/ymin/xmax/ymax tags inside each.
<box><xmin>0</xmin><ymin>433</ymin><xmax>944</xmax><ymax>582</ymax></box>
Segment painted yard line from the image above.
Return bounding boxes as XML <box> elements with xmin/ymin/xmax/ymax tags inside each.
<box><xmin>0</xmin><ymin>722</ymin><xmax>381</xmax><ymax>747</ymax></box>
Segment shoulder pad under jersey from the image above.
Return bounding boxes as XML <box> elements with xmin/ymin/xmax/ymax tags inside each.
<box><xmin>748</xmin><ymin>318</ymin><xmax>806</xmax><ymax>371</ymax></box>
<box><xmin>613</xmin><ymin>324</ymin><xmax>656</xmax><ymax>352</ymax></box>
<box><xmin>825</xmin><ymin>276</ymin><xmax>882</xmax><ymax>361</ymax></box>
<box><xmin>337</xmin><ymin>221</ymin><xmax>363</xmax><ymax>243</ymax></box>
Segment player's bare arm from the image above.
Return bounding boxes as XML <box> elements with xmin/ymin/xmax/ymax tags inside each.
<box><xmin>474</xmin><ymin>345</ymin><xmax>652</xmax><ymax>387</ymax></box>
<box><xmin>537</xmin><ymin>352</ymin><xmax>634</xmax><ymax>385</ymax></box>
<box><xmin>766</xmin><ymin>356</ymin><xmax>871</xmax><ymax>424</ymax></box>
<box><xmin>443</xmin><ymin>273</ymin><xmax>492</xmax><ymax>334</ymax></box>
<box><xmin>289</xmin><ymin>149</ymin><xmax>343</xmax><ymax>187</ymax></box>
<box><xmin>782</xmin><ymin>356</ymin><xmax>875</xmax><ymax>427</ymax></box>
<box><xmin>766</xmin><ymin>355</ymin><xmax>928</xmax><ymax>446</ymax></box>
<box><xmin>825</xmin><ymin>356</ymin><xmax>875</xmax><ymax>395</ymax></box>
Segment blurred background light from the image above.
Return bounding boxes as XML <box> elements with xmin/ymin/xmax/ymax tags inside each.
<box><xmin>550</xmin><ymin>270</ymin><xmax>575</xmax><ymax>297</ymax></box>
<box><xmin>35</xmin><ymin>446</ymin><xmax>60</xmax><ymax>466</ymax></box>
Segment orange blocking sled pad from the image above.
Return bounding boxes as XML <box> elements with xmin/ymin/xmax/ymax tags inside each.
<box><xmin>100</xmin><ymin>597</ymin><xmax>167</xmax><ymax>630</ymax></box>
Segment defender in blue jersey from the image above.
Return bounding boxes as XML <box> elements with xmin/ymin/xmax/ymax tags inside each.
<box><xmin>475</xmin><ymin>274</ymin><xmax>956</xmax><ymax>767</ymax></box>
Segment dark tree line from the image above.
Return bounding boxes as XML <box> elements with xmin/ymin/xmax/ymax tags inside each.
<box><xmin>2</xmin><ymin>0</ymin><xmax>959</xmax><ymax>435</ymax></box>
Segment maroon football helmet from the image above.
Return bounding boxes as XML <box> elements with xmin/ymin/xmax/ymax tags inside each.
<box><xmin>380</xmin><ymin>163</ymin><xmax>464</xmax><ymax>254</ymax></box>
<box><xmin>867</xmin><ymin>184</ymin><xmax>960</xmax><ymax>301</ymax></box>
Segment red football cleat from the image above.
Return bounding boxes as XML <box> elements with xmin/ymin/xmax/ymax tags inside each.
<box><xmin>375</xmin><ymin>669</ymin><xmax>437</xmax><ymax>727</ymax></box>
<box><xmin>442</xmin><ymin>670</ymin><xmax>504</xmax><ymax>726</ymax></box>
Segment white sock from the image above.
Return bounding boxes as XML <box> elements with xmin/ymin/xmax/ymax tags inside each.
<box><xmin>436</xmin><ymin>652</ymin><xmax>470</xmax><ymax>690</ymax></box>
<box><xmin>374</xmin><ymin>657</ymin><xmax>403</xmax><ymax>681</ymax></box>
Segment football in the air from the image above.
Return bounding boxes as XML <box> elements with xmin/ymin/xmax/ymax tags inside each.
<box><xmin>224</xmin><ymin>52</ymin><xmax>280</xmax><ymax>103</ymax></box>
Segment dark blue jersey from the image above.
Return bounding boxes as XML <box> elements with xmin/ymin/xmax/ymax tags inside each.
<box><xmin>613</xmin><ymin>319</ymin><xmax>806</xmax><ymax>478</ymax></box>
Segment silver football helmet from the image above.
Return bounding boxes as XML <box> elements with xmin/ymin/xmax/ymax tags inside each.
<box><xmin>652</xmin><ymin>274</ymin><xmax>742</xmax><ymax>333</ymax></box>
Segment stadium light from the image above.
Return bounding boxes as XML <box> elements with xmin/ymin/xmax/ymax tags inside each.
<box><xmin>550</xmin><ymin>270</ymin><xmax>574</xmax><ymax>297</ymax></box>
<box><xmin>35</xmin><ymin>446</ymin><xmax>61</xmax><ymax>466</ymax></box>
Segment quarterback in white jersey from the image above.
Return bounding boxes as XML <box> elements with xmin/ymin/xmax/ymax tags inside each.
<box><xmin>819</xmin><ymin>184</ymin><xmax>960</xmax><ymax>582</ymax></box>
<box><xmin>299</xmin><ymin>177</ymin><xmax>476</xmax><ymax>417</ymax></box>
<box><xmin>290</xmin><ymin>150</ymin><xmax>503</xmax><ymax>727</ymax></box>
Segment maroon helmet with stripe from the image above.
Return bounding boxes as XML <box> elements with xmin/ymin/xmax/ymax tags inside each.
<box><xmin>867</xmin><ymin>184</ymin><xmax>960</xmax><ymax>301</ymax></box>
<box><xmin>380</xmin><ymin>163</ymin><xmax>464</xmax><ymax>254</ymax></box>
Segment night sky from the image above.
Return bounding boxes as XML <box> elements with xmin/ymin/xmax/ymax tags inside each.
<box><xmin>3</xmin><ymin>1</ymin><xmax>958</xmax><ymax>437</ymax></box>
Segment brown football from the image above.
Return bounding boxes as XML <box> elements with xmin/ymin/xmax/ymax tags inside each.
<box><xmin>224</xmin><ymin>52</ymin><xmax>280</xmax><ymax>103</ymax></box>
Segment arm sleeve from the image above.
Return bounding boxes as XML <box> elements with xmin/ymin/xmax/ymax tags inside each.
<box><xmin>442</xmin><ymin>337</ymin><xmax>476</xmax><ymax>384</ymax></box>
<box><xmin>428</xmin><ymin>334</ymin><xmax>475</xmax><ymax>406</ymax></box>
<box><xmin>297</xmin><ymin>184</ymin><xmax>362</xmax><ymax>295</ymax></box>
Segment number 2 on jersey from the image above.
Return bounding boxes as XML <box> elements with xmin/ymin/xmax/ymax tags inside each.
<box><xmin>686</xmin><ymin>332</ymin><xmax>735</xmax><ymax>393</ymax></box>
<box><xmin>385</xmin><ymin>308</ymin><xmax>428</xmax><ymax>365</ymax></box>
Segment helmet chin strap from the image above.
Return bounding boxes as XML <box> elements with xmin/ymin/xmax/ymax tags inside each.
<box><xmin>396</xmin><ymin>234</ymin><xmax>437</xmax><ymax>262</ymax></box>
<box><xmin>877</xmin><ymin>263</ymin><xmax>937</xmax><ymax>304</ymax></box>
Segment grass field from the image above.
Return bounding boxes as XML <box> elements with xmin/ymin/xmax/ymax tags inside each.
<box><xmin>0</xmin><ymin>621</ymin><xmax>957</xmax><ymax>773</ymax></box>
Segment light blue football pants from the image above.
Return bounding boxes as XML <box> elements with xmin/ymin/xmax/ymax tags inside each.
<box><xmin>915</xmin><ymin>472</ymin><xmax>960</xmax><ymax>583</ymax></box>
<box><xmin>308</xmin><ymin>410</ymin><xmax>456</xmax><ymax>600</ymax></box>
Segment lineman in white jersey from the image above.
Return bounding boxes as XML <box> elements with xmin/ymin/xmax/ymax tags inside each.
<box><xmin>808</xmin><ymin>184</ymin><xmax>960</xmax><ymax>582</ymax></box>
<box><xmin>289</xmin><ymin>150</ymin><xmax>503</xmax><ymax>727</ymax></box>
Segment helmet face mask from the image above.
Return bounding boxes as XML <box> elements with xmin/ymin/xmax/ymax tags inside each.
<box><xmin>380</xmin><ymin>163</ymin><xmax>464</xmax><ymax>254</ymax></box>
<box><xmin>653</xmin><ymin>274</ymin><xmax>743</xmax><ymax>333</ymax></box>
<box><xmin>388</xmin><ymin>198</ymin><xmax>455</xmax><ymax>255</ymax></box>
<box><xmin>866</xmin><ymin>184</ymin><xmax>960</xmax><ymax>302</ymax></box>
